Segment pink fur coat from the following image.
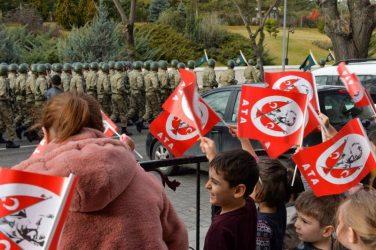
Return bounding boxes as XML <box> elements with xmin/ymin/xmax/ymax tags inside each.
<box><xmin>13</xmin><ymin>128</ymin><xmax>188</xmax><ymax>249</ymax></box>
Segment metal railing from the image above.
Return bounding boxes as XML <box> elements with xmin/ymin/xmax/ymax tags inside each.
<box><xmin>140</xmin><ymin>155</ymin><xmax>208</xmax><ymax>250</ymax></box>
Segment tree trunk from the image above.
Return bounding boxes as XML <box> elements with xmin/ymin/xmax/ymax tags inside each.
<box><xmin>317</xmin><ymin>0</ymin><xmax>375</xmax><ymax>61</ymax></box>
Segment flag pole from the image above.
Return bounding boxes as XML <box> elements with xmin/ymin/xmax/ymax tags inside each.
<box><xmin>240</xmin><ymin>50</ymin><xmax>249</xmax><ymax>66</ymax></box>
<box><xmin>204</xmin><ymin>49</ymin><xmax>209</xmax><ymax>61</ymax></box>
<box><xmin>308</xmin><ymin>103</ymin><xmax>329</xmax><ymax>135</ymax></box>
<box><xmin>109</xmin><ymin>126</ymin><xmax>144</xmax><ymax>159</ymax></box>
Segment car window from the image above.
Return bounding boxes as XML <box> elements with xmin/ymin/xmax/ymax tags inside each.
<box><xmin>203</xmin><ymin>90</ymin><xmax>232</xmax><ymax>120</ymax></box>
<box><xmin>231</xmin><ymin>91</ymin><xmax>240</xmax><ymax>122</ymax></box>
<box><xmin>316</xmin><ymin>75</ymin><xmax>376</xmax><ymax>86</ymax></box>
<box><xmin>322</xmin><ymin>92</ymin><xmax>354</xmax><ymax>125</ymax></box>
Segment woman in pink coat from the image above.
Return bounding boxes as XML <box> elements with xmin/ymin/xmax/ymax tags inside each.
<box><xmin>13</xmin><ymin>92</ymin><xmax>188</xmax><ymax>249</ymax></box>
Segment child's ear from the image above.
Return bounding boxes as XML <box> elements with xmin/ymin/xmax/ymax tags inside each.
<box><xmin>233</xmin><ymin>184</ymin><xmax>246</xmax><ymax>199</ymax></box>
<box><xmin>322</xmin><ymin>225</ymin><xmax>335</xmax><ymax>238</ymax></box>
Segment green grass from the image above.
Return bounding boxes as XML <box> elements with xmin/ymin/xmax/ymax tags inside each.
<box><xmin>225</xmin><ymin>26</ymin><xmax>331</xmax><ymax>65</ymax></box>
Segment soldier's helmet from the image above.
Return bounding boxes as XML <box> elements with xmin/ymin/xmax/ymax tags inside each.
<box><xmin>150</xmin><ymin>61</ymin><xmax>159</xmax><ymax>71</ymax></box>
<box><xmin>73</xmin><ymin>63</ymin><xmax>83</xmax><ymax>73</ymax></box>
<box><xmin>114</xmin><ymin>61</ymin><xmax>123</xmax><ymax>71</ymax></box>
<box><xmin>45</xmin><ymin>63</ymin><xmax>52</xmax><ymax>71</ymax></box>
<box><xmin>208</xmin><ymin>59</ymin><xmax>216</xmax><ymax>68</ymax></box>
<box><xmin>53</xmin><ymin>63</ymin><xmax>63</xmax><ymax>73</ymax></box>
<box><xmin>37</xmin><ymin>64</ymin><xmax>47</xmax><ymax>74</ymax></box>
<box><xmin>31</xmin><ymin>64</ymin><xmax>38</xmax><ymax>73</ymax></box>
<box><xmin>63</xmin><ymin>63</ymin><xmax>72</xmax><ymax>72</ymax></box>
<box><xmin>108</xmin><ymin>61</ymin><xmax>115</xmax><ymax>69</ymax></box>
<box><xmin>159</xmin><ymin>60</ymin><xmax>168</xmax><ymax>70</ymax></box>
<box><xmin>248</xmin><ymin>59</ymin><xmax>256</xmax><ymax>66</ymax></box>
<box><xmin>90</xmin><ymin>62</ymin><xmax>99</xmax><ymax>70</ymax></box>
<box><xmin>319</xmin><ymin>59</ymin><xmax>326</xmax><ymax>67</ymax></box>
<box><xmin>0</xmin><ymin>65</ymin><xmax>8</xmax><ymax>76</ymax></box>
<box><xmin>143</xmin><ymin>61</ymin><xmax>150</xmax><ymax>70</ymax></box>
<box><xmin>171</xmin><ymin>59</ymin><xmax>179</xmax><ymax>68</ymax></box>
<box><xmin>9</xmin><ymin>63</ymin><xmax>18</xmax><ymax>72</ymax></box>
<box><xmin>101</xmin><ymin>63</ymin><xmax>110</xmax><ymax>73</ymax></box>
<box><xmin>18</xmin><ymin>63</ymin><xmax>28</xmax><ymax>74</ymax></box>
<box><xmin>83</xmin><ymin>63</ymin><xmax>90</xmax><ymax>70</ymax></box>
<box><xmin>178</xmin><ymin>62</ymin><xmax>186</xmax><ymax>69</ymax></box>
<box><xmin>227</xmin><ymin>60</ymin><xmax>235</xmax><ymax>69</ymax></box>
<box><xmin>187</xmin><ymin>60</ymin><xmax>195</xmax><ymax>70</ymax></box>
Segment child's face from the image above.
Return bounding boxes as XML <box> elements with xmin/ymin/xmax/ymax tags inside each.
<box><xmin>294</xmin><ymin>211</ymin><xmax>328</xmax><ymax>244</ymax></box>
<box><xmin>205</xmin><ymin>167</ymin><xmax>237</xmax><ymax>207</ymax></box>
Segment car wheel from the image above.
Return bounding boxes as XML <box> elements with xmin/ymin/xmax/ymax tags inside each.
<box><xmin>152</xmin><ymin>141</ymin><xmax>179</xmax><ymax>175</ymax></box>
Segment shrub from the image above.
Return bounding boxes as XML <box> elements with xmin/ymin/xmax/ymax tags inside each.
<box><xmin>157</xmin><ymin>8</ymin><xmax>185</xmax><ymax>30</ymax></box>
<box><xmin>196</xmin><ymin>14</ymin><xmax>227</xmax><ymax>48</ymax></box>
<box><xmin>148</xmin><ymin>0</ymin><xmax>170</xmax><ymax>22</ymax></box>
<box><xmin>265</xmin><ymin>18</ymin><xmax>279</xmax><ymax>39</ymax></box>
<box><xmin>4</xmin><ymin>5</ymin><xmax>43</xmax><ymax>34</ymax></box>
<box><xmin>0</xmin><ymin>25</ymin><xmax>21</xmax><ymax>63</ymax></box>
<box><xmin>312</xmin><ymin>40</ymin><xmax>332</xmax><ymax>50</ymax></box>
<box><xmin>317</xmin><ymin>18</ymin><xmax>325</xmax><ymax>34</ymax></box>
<box><xmin>55</xmin><ymin>0</ymin><xmax>78</xmax><ymax>30</ymax></box>
<box><xmin>134</xmin><ymin>23</ymin><xmax>201</xmax><ymax>62</ymax></box>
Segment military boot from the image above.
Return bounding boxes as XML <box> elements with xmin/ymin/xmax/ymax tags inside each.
<box><xmin>0</xmin><ymin>133</ymin><xmax>7</xmax><ymax>144</ymax></box>
<box><xmin>6</xmin><ymin>141</ymin><xmax>20</xmax><ymax>149</ymax></box>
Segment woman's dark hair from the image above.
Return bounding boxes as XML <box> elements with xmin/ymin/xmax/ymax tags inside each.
<box><xmin>41</xmin><ymin>92</ymin><xmax>104</xmax><ymax>142</ymax></box>
<box><xmin>255</xmin><ymin>157</ymin><xmax>289</xmax><ymax>207</ymax></box>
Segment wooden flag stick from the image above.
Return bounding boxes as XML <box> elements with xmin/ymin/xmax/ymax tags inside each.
<box><xmin>109</xmin><ymin>126</ymin><xmax>144</xmax><ymax>159</ymax></box>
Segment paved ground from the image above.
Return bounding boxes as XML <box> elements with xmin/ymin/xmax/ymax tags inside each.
<box><xmin>0</xmin><ymin>125</ymin><xmax>211</xmax><ymax>249</ymax></box>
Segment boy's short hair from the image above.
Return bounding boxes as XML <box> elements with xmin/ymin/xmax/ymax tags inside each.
<box><xmin>51</xmin><ymin>75</ymin><xmax>61</xmax><ymax>86</ymax></box>
<box><xmin>255</xmin><ymin>157</ymin><xmax>289</xmax><ymax>207</ymax></box>
<box><xmin>295</xmin><ymin>190</ymin><xmax>344</xmax><ymax>227</ymax></box>
<box><xmin>209</xmin><ymin>149</ymin><xmax>259</xmax><ymax>197</ymax></box>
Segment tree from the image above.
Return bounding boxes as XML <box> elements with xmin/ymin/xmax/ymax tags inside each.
<box><xmin>112</xmin><ymin>0</ymin><xmax>136</xmax><ymax>59</ymax></box>
<box><xmin>55</xmin><ymin>0</ymin><xmax>78</xmax><ymax>29</ymax></box>
<box><xmin>317</xmin><ymin>0</ymin><xmax>376</xmax><ymax>60</ymax></box>
<box><xmin>77</xmin><ymin>0</ymin><xmax>97</xmax><ymax>27</ymax></box>
<box><xmin>148</xmin><ymin>0</ymin><xmax>170</xmax><ymax>22</ymax></box>
<box><xmin>231</xmin><ymin>0</ymin><xmax>282</xmax><ymax>79</ymax></box>
<box><xmin>265</xmin><ymin>18</ymin><xmax>279</xmax><ymax>39</ymax></box>
<box><xmin>0</xmin><ymin>25</ymin><xmax>21</xmax><ymax>63</ymax></box>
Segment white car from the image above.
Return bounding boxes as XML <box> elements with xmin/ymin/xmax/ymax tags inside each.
<box><xmin>312</xmin><ymin>59</ymin><xmax>376</xmax><ymax>86</ymax></box>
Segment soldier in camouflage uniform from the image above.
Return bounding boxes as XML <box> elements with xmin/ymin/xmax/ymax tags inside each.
<box><xmin>110</xmin><ymin>62</ymin><xmax>131</xmax><ymax>134</ymax></box>
<box><xmin>24</xmin><ymin>64</ymin><xmax>37</xmax><ymax>129</ymax></box>
<box><xmin>82</xmin><ymin>63</ymin><xmax>90</xmax><ymax>83</ymax></box>
<box><xmin>168</xmin><ymin>59</ymin><xmax>181</xmax><ymax>89</ymax></box>
<box><xmin>201</xmin><ymin>59</ymin><xmax>218</xmax><ymax>93</ymax></box>
<box><xmin>187</xmin><ymin>60</ymin><xmax>196</xmax><ymax>72</ymax></box>
<box><xmin>243</xmin><ymin>59</ymin><xmax>259</xmax><ymax>83</ymax></box>
<box><xmin>97</xmin><ymin>63</ymin><xmax>112</xmax><ymax>116</ymax></box>
<box><xmin>61</xmin><ymin>63</ymin><xmax>72</xmax><ymax>92</ymax></box>
<box><xmin>0</xmin><ymin>65</ymin><xmax>19</xmax><ymax>148</ymax></box>
<box><xmin>34</xmin><ymin>64</ymin><xmax>48</xmax><ymax>120</ymax></box>
<box><xmin>70</xmin><ymin>63</ymin><xmax>85</xmax><ymax>93</ymax></box>
<box><xmin>142</xmin><ymin>61</ymin><xmax>150</xmax><ymax>78</ymax></box>
<box><xmin>108</xmin><ymin>61</ymin><xmax>115</xmax><ymax>79</ymax></box>
<box><xmin>158</xmin><ymin>60</ymin><xmax>171</xmax><ymax>103</ymax></box>
<box><xmin>86</xmin><ymin>62</ymin><xmax>98</xmax><ymax>98</ymax></box>
<box><xmin>143</xmin><ymin>62</ymin><xmax>161</xmax><ymax>122</ymax></box>
<box><xmin>14</xmin><ymin>64</ymin><xmax>28</xmax><ymax>137</ymax></box>
<box><xmin>51</xmin><ymin>63</ymin><xmax>62</xmax><ymax>77</ymax></box>
<box><xmin>128</xmin><ymin>61</ymin><xmax>145</xmax><ymax>133</ymax></box>
<box><xmin>0</xmin><ymin>119</ymin><xmax>7</xmax><ymax>143</ymax></box>
<box><xmin>219</xmin><ymin>60</ymin><xmax>237</xmax><ymax>87</ymax></box>
<box><xmin>8</xmin><ymin>64</ymin><xmax>18</xmax><ymax>105</ymax></box>
<box><xmin>45</xmin><ymin>63</ymin><xmax>52</xmax><ymax>88</ymax></box>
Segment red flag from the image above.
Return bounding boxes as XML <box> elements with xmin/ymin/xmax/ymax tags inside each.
<box><xmin>238</xmin><ymin>85</ymin><xmax>309</xmax><ymax>148</ymax></box>
<box><xmin>101</xmin><ymin>111</ymin><xmax>119</xmax><ymax>137</ymax></box>
<box><xmin>292</xmin><ymin>118</ymin><xmax>376</xmax><ymax>196</ymax></box>
<box><xmin>0</xmin><ymin>168</ymin><xmax>78</xmax><ymax>249</ymax></box>
<box><xmin>149</xmin><ymin>111</ymin><xmax>200</xmax><ymax>157</ymax></box>
<box><xmin>337</xmin><ymin>62</ymin><xmax>374</xmax><ymax>108</ymax></box>
<box><xmin>265</xmin><ymin>71</ymin><xmax>321</xmax><ymax>137</ymax></box>
<box><xmin>162</xmin><ymin>69</ymin><xmax>220</xmax><ymax>134</ymax></box>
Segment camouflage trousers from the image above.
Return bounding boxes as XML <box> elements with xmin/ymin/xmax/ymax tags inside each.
<box><xmin>0</xmin><ymin>100</ymin><xmax>16</xmax><ymax>141</ymax></box>
<box><xmin>87</xmin><ymin>90</ymin><xmax>97</xmax><ymax>100</ymax></box>
<box><xmin>143</xmin><ymin>92</ymin><xmax>161</xmax><ymax>122</ymax></box>
<box><xmin>14</xmin><ymin>96</ymin><xmax>26</xmax><ymax>126</ymax></box>
<box><xmin>127</xmin><ymin>92</ymin><xmax>145</xmax><ymax>122</ymax></box>
<box><xmin>23</xmin><ymin>99</ymin><xmax>35</xmax><ymax>128</ymax></box>
<box><xmin>98</xmin><ymin>94</ymin><xmax>112</xmax><ymax>117</ymax></box>
<box><xmin>111</xmin><ymin>94</ymin><xmax>127</xmax><ymax>127</ymax></box>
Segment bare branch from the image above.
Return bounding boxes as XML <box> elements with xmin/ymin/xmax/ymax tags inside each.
<box><xmin>112</xmin><ymin>0</ymin><xmax>128</xmax><ymax>23</ymax></box>
<box><xmin>231</xmin><ymin>0</ymin><xmax>253</xmax><ymax>36</ymax></box>
<box><xmin>255</xmin><ymin>0</ymin><xmax>282</xmax><ymax>37</ymax></box>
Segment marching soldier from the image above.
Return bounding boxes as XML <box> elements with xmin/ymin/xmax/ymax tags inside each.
<box><xmin>24</xmin><ymin>64</ymin><xmax>37</xmax><ymax>130</ymax></box>
<box><xmin>143</xmin><ymin>62</ymin><xmax>161</xmax><ymax>123</ymax></box>
<box><xmin>158</xmin><ymin>60</ymin><xmax>171</xmax><ymax>102</ymax></box>
<box><xmin>201</xmin><ymin>58</ymin><xmax>218</xmax><ymax>93</ymax></box>
<box><xmin>45</xmin><ymin>63</ymin><xmax>52</xmax><ymax>88</ymax></box>
<box><xmin>62</xmin><ymin>63</ymin><xmax>72</xmax><ymax>92</ymax></box>
<box><xmin>108</xmin><ymin>61</ymin><xmax>115</xmax><ymax>78</ymax></box>
<box><xmin>142</xmin><ymin>60</ymin><xmax>150</xmax><ymax>78</ymax></box>
<box><xmin>97</xmin><ymin>63</ymin><xmax>112</xmax><ymax>115</ymax></box>
<box><xmin>14</xmin><ymin>63</ymin><xmax>28</xmax><ymax>137</ymax></box>
<box><xmin>168</xmin><ymin>59</ymin><xmax>180</xmax><ymax>89</ymax></box>
<box><xmin>70</xmin><ymin>63</ymin><xmax>85</xmax><ymax>93</ymax></box>
<box><xmin>219</xmin><ymin>60</ymin><xmax>237</xmax><ymax>87</ymax></box>
<box><xmin>8</xmin><ymin>64</ymin><xmax>18</xmax><ymax>103</ymax></box>
<box><xmin>128</xmin><ymin>61</ymin><xmax>145</xmax><ymax>133</ymax></box>
<box><xmin>34</xmin><ymin>64</ymin><xmax>48</xmax><ymax>117</ymax></box>
<box><xmin>82</xmin><ymin>63</ymin><xmax>90</xmax><ymax>82</ymax></box>
<box><xmin>86</xmin><ymin>62</ymin><xmax>98</xmax><ymax>98</ymax></box>
<box><xmin>187</xmin><ymin>60</ymin><xmax>196</xmax><ymax>72</ymax></box>
<box><xmin>0</xmin><ymin>65</ymin><xmax>19</xmax><ymax>148</ymax></box>
<box><xmin>51</xmin><ymin>63</ymin><xmax>62</xmax><ymax>77</ymax></box>
<box><xmin>244</xmin><ymin>59</ymin><xmax>259</xmax><ymax>83</ymax></box>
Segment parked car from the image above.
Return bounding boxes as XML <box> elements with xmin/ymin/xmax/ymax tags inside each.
<box><xmin>146</xmin><ymin>84</ymin><xmax>375</xmax><ymax>175</ymax></box>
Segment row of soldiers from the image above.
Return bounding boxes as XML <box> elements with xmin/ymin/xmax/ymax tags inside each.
<box><xmin>0</xmin><ymin>58</ymin><xmax>260</xmax><ymax>148</ymax></box>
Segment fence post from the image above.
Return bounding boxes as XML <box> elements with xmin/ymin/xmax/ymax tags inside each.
<box><xmin>196</xmin><ymin>162</ymin><xmax>201</xmax><ymax>250</ymax></box>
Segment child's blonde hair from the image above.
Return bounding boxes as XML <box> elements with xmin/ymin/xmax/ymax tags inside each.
<box><xmin>340</xmin><ymin>190</ymin><xmax>376</xmax><ymax>249</ymax></box>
